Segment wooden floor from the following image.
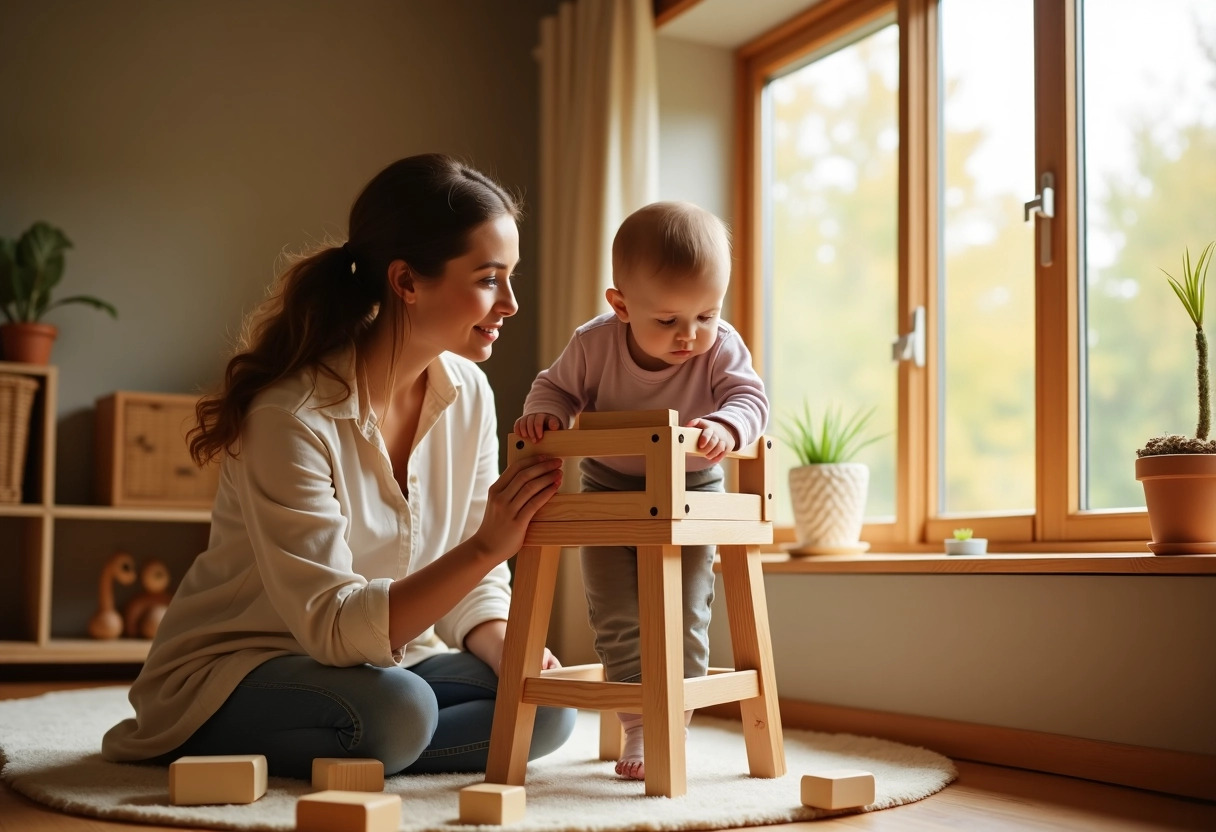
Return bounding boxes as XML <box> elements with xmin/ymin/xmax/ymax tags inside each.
<box><xmin>1</xmin><ymin>681</ymin><xmax>1214</xmax><ymax>831</ymax></box>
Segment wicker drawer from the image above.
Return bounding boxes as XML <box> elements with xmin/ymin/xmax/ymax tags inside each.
<box><xmin>95</xmin><ymin>391</ymin><xmax>219</xmax><ymax>508</ymax></box>
<box><xmin>0</xmin><ymin>373</ymin><xmax>39</xmax><ymax>504</ymax></box>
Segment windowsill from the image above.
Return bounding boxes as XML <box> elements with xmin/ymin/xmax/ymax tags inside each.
<box><xmin>744</xmin><ymin>551</ymin><xmax>1216</xmax><ymax>575</ymax></box>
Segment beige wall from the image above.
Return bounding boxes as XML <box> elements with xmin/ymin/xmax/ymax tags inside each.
<box><xmin>0</xmin><ymin>0</ymin><xmax>556</xmax><ymax>502</ymax></box>
<box><xmin>708</xmin><ymin>573</ymin><xmax>1216</xmax><ymax>756</ymax></box>
<box><xmin>655</xmin><ymin>36</ymin><xmax>735</xmax><ymax>223</ymax></box>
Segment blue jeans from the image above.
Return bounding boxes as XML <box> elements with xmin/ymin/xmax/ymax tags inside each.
<box><xmin>160</xmin><ymin>652</ymin><xmax>576</xmax><ymax>779</ymax></box>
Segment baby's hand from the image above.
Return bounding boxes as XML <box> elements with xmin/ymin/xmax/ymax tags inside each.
<box><xmin>514</xmin><ymin>413</ymin><xmax>563</xmax><ymax>443</ymax></box>
<box><xmin>684</xmin><ymin>418</ymin><xmax>736</xmax><ymax>463</ymax></box>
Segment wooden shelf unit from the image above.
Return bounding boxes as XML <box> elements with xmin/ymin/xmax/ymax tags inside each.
<box><xmin>0</xmin><ymin>362</ymin><xmax>211</xmax><ymax>664</ymax></box>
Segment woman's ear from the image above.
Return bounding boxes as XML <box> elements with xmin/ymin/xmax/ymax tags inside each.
<box><xmin>606</xmin><ymin>287</ymin><xmax>629</xmax><ymax>322</ymax></box>
<box><xmin>388</xmin><ymin>260</ymin><xmax>416</xmax><ymax>303</ymax></box>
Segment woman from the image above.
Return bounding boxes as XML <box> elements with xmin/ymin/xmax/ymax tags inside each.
<box><xmin>102</xmin><ymin>154</ymin><xmax>574</xmax><ymax>778</ymax></box>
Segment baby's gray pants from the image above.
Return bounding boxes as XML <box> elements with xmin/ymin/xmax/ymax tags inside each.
<box><xmin>578</xmin><ymin>458</ymin><xmax>724</xmax><ymax>683</ymax></box>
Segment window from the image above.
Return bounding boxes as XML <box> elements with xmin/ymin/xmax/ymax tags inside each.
<box><xmin>763</xmin><ymin>21</ymin><xmax>899</xmax><ymax>529</ymax></box>
<box><xmin>737</xmin><ymin>0</ymin><xmax>1216</xmax><ymax>549</ymax></box>
<box><xmin>1078</xmin><ymin>0</ymin><xmax>1216</xmax><ymax>512</ymax></box>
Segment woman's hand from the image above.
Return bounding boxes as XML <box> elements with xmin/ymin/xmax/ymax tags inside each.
<box><xmin>465</xmin><ymin>619</ymin><xmax>563</xmax><ymax>675</ymax></box>
<box><xmin>387</xmin><ymin>456</ymin><xmax>561</xmax><ymax>649</ymax></box>
<box><xmin>469</xmin><ymin>454</ymin><xmax>563</xmax><ymax>563</ymax></box>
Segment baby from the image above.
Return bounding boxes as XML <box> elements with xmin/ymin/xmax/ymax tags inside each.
<box><xmin>515</xmin><ymin>201</ymin><xmax>769</xmax><ymax>780</ymax></box>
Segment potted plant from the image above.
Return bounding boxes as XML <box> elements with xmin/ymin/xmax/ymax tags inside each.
<box><xmin>944</xmin><ymin>527</ymin><xmax>987</xmax><ymax>556</ymax></box>
<box><xmin>0</xmin><ymin>221</ymin><xmax>117</xmax><ymax>364</ymax></box>
<box><xmin>1135</xmin><ymin>241</ymin><xmax>1216</xmax><ymax>555</ymax></box>
<box><xmin>778</xmin><ymin>403</ymin><xmax>883</xmax><ymax>556</ymax></box>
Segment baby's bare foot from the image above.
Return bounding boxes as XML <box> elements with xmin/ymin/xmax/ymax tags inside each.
<box><xmin>615</xmin><ymin>757</ymin><xmax>645</xmax><ymax>780</ymax></box>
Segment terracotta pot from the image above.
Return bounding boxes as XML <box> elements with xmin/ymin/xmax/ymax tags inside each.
<box><xmin>0</xmin><ymin>322</ymin><xmax>58</xmax><ymax>365</ymax></box>
<box><xmin>1135</xmin><ymin>453</ymin><xmax>1216</xmax><ymax>555</ymax></box>
<box><xmin>788</xmin><ymin>462</ymin><xmax>870</xmax><ymax>554</ymax></box>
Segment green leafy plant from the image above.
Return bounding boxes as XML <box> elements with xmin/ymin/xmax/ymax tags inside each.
<box><xmin>778</xmin><ymin>402</ymin><xmax>884</xmax><ymax>466</ymax></box>
<box><xmin>0</xmin><ymin>222</ymin><xmax>117</xmax><ymax>324</ymax></box>
<box><xmin>1139</xmin><ymin>241</ymin><xmax>1216</xmax><ymax>456</ymax></box>
<box><xmin>952</xmin><ymin>527</ymin><xmax>973</xmax><ymax>541</ymax></box>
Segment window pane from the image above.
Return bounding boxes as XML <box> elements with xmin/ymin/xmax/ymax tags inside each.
<box><xmin>1081</xmin><ymin>0</ymin><xmax>1216</xmax><ymax>511</ymax></box>
<box><xmin>940</xmin><ymin>0</ymin><xmax>1036</xmax><ymax>515</ymax></box>
<box><xmin>763</xmin><ymin>24</ymin><xmax>899</xmax><ymax>525</ymax></box>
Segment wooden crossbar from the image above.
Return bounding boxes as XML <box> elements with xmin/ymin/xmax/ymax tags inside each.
<box><xmin>521</xmin><ymin>518</ymin><xmax>772</xmax><ymax>547</ymax></box>
<box><xmin>521</xmin><ymin>669</ymin><xmax>760</xmax><ymax>712</ymax></box>
<box><xmin>576</xmin><ymin>409</ymin><xmax>677</xmax><ymax>429</ymax></box>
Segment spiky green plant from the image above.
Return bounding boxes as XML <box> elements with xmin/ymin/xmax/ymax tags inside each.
<box><xmin>0</xmin><ymin>222</ymin><xmax>117</xmax><ymax>323</ymax></box>
<box><xmin>952</xmin><ymin>527</ymin><xmax>973</xmax><ymax>541</ymax></box>
<box><xmin>1162</xmin><ymin>241</ymin><xmax>1214</xmax><ymax>441</ymax></box>
<box><xmin>778</xmin><ymin>403</ymin><xmax>884</xmax><ymax>466</ymax></box>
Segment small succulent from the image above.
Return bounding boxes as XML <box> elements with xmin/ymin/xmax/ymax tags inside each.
<box><xmin>952</xmin><ymin>528</ymin><xmax>973</xmax><ymax>541</ymax></box>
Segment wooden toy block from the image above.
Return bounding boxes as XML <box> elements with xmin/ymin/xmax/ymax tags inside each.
<box><xmin>311</xmin><ymin>757</ymin><xmax>384</xmax><ymax>792</ymax></box>
<box><xmin>459</xmin><ymin>783</ymin><xmax>526</xmax><ymax>825</ymax></box>
<box><xmin>296</xmin><ymin>790</ymin><xmax>402</xmax><ymax>832</ymax></box>
<box><xmin>169</xmin><ymin>754</ymin><xmax>267</xmax><ymax>805</ymax></box>
<box><xmin>800</xmin><ymin>769</ymin><xmax>876</xmax><ymax>809</ymax></box>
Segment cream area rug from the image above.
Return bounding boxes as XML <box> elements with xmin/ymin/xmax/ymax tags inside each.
<box><xmin>0</xmin><ymin>687</ymin><xmax>955</xmax><ymax>831</ymax></box>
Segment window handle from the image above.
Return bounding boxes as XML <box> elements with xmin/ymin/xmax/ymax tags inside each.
<box><xmin>1024</xmin><ymin>172</ymin><xmax>1054</xmax><ymax>266</ymax></box>
<box><xmin>892</xmin><ymin>305</ymin><xmax>925</xmax><ymax>367</ymax></box>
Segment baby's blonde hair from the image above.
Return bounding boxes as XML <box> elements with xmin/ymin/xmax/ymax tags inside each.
<box><xmin>612</xmin><ymin>201</ymin><xmax>731</xmax><ymax>287</ymax></box>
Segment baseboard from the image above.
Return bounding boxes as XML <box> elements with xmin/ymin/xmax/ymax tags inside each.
<box><xmin>701</xmin><ymin>699</ymin><xmax>1216</xmax><ymax>802</ymax></box>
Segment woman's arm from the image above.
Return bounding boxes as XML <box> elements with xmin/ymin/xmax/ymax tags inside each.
<box><xmin>386</xmin><ymin>453</ymin><xmax>562</xmax><ymax>649</ymax></box>
<box><xmin>462</xmin><ymin>619</ymin><xmax>560</xmax><ymax>675</ymax></box>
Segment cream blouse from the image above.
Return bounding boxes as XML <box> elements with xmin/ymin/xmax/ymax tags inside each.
<box><xmin>102</xmin><ymin>347</ymin><xmax>511</xmax><ymax>762</ymax></box>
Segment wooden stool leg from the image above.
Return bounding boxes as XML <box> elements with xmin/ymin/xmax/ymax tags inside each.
<box><xmin>719</xmin><ymin>544</ymin><xmax>786</xmax><ymax>778</ymax></box>
<box><xmin>486</xmin><ymin>545</ymin><xmax>562</xmax><ymax>785</ymax></box>
<box><xmin>638</xmin><ymin>544</ymin><xmax>686</xmax><ymax>797</ymax></box>
<box><xmin>598</xmin><ymin>712</ymin><xmax>624</xmax><ymax>761</ymax></box>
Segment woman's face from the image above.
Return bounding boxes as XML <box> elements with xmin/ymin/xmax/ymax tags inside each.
<box><xmin>403</xmin><ymin>214</ymin><xmax>520</xmax><ymax>363</ymax></box>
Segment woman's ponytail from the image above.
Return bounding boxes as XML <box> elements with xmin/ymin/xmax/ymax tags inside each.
<box><xmin>189</xmin><ymin>244</ymin><xmax>380</xmax><ymax>465</ymax></box>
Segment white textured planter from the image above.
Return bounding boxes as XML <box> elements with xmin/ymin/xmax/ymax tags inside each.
<box><xmin>944</xmin><ymin>538</ymin><xmax>987</xmax><ymax>556</ymax></box>
<box><xmin>788</xmin><ymin>463</ymin><xmax>869</xmax><ymax>552</ymax></box>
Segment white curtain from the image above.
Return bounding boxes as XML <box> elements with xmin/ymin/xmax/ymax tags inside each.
<box><xmin>535</xmin><ymin>0</ymin><xmax>659</xmax><ymax>664</ymax></box>
<box><xmin>536</xmin><ymin>0</ymin><xmax>659</xmax><ymax>365</ymax></box>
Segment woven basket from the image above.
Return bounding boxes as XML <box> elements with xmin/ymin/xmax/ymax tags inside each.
<box><xmin>0</xmin><ymin>373</ymin><xmax>39</xmax><ymax>504</ymax></box>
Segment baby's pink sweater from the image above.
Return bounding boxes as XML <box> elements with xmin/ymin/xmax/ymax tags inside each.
<box><xmin>522</xmin><ymin>312</ymin><xmax>769</xmax><ymax>475</ymax></box>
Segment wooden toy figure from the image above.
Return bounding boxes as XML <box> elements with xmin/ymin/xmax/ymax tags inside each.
<box><xmin>89</xmin><ymin>551</ymin><xmax>137</xmax><ymax>639</ymax></box>
<box><xmin>123</xmin><ymin>558</ymin><xmax>173</xmax><ymax>639</ymax></box>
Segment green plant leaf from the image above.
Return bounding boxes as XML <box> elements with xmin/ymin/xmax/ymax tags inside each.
<box><xmin>1161</xmin><ymin>241</ymin><xmax>1213</xmax><ymax>329</ymax></box>
<box><xmin>0</xmin><ymin>222</ymin><xmax>116</xmax><ymax>323</ymax></box>
<box><xmin>16</xmin><ymin>223</ymin><xmax>70</xmax><ymax>322</ymax></box>
<box><xmin>43</xmin><ymin>295</ymin><xmax>118</xmax><ymax>318</ymax></box>
<box><xmin>777</xmin><ymin>403</ymin><xmax>885</xmax><ymax>465</ymax></box>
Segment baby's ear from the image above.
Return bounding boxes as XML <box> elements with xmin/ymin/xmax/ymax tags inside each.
<box><xmin>605</xmin><ymin>287</ymin><xmax>630</xmax><ymax>322</ymax></box>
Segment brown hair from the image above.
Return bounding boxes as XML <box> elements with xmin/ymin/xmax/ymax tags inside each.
<box><xmin>611</xmin><ymin>201</ymin><xmax>731</xmax><ymax>287</ymax></box>
<box><xmin>189</xmin><ymin>153</ymin><xmax>519</xmax><ymax>465</ymax></box>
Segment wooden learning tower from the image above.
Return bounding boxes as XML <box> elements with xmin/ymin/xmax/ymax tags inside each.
<box><xmin>485</xmin><ymin>409</ymin><xmax>786</xmax><ymax>798</ymax></box>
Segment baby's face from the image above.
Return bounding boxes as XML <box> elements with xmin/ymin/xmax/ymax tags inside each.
<box><xmin>610</xmin><ymin>267</ymin><xmax>729</xmax><ymax>371</ymax></box>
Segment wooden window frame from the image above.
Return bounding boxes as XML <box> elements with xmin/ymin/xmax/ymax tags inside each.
<box><xmin>734</xmin><ymin>0</ymin><xmax>1152</xmax><ymax>551</ymax></box>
